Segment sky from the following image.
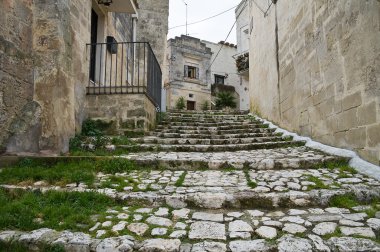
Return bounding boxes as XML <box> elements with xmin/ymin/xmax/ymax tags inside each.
<box><xmin>168</xmin><ymin>0</ymin><xmax>243</xmax><ymax>44</ymax></box>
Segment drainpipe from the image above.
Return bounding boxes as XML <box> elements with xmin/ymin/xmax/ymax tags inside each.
<box><xmin>273</xmin><ymin>0</ymin><xmax>281</xmax><ymax>120</ymax></box>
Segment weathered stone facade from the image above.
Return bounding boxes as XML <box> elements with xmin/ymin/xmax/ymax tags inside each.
<box><xmin>136</xmin><ymin>0</ymin><xmax>169</xmax><ymax>68</ymax></box>
<box><xmin>165</xmin><ymin>36</ymin><xmax>212</xmax><ymax>111</ymax></box>
<box><xmin>249</xmin><ymin>0</ymin><xmax>380</xmax><ymax>165</ymax></box>
<box><xmin>0</xmin><ymin>0</ymin><xmax>36</xmax><ymax>153</ymax></box>
<box><xmin>1</xmin><ymin>0</ymin><xmax>168</xmax><ymax>155</ymax></box>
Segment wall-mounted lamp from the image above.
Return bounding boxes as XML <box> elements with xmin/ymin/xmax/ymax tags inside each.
<box><xmin>98</xmin><ymin>0</ymin><xmax>113</xmax><ymax>6</ymax></box>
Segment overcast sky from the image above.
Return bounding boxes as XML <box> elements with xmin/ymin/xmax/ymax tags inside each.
<box><xmin>168</xmin><ymin>0</ymin><xmax>243</xmax><ymax>44</ymax></box>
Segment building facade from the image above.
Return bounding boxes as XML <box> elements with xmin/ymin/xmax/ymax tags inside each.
<box><xmin>165</xmin><ymin>35</ymin><xmax>212</xmax><ymax>111</ymax></box>
<box><xmin>248</xmin><ymin>0</ymin><xmax>380</xmax><ymax>165</ymax></box>
<box><xmin>0</xmin><ymin>0</ymin><xmax>168</xmax><ymax>155</ymax></box>
<box><xmin>202</xmin><ymin>40</ymin><xmax>243</xmax><ymax>110</ymax></box>
<box><xmin>234</xmin><ymin>0</ymin><xmax>250</xmax><ymax>111</ymax></box>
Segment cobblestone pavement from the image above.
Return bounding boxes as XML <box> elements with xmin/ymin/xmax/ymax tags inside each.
<box><xmin>1</xmin><ymin>111</ymin><xmax>380</xmax><ymax>251</ymax></box>
<box><xmin>1</xmin><ymin>205</ymin><xmax>380</xmax><ymax>251</ymax></box>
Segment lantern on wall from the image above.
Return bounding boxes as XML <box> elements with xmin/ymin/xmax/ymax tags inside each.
<box><xmin>98</xmin><ymin>0</ymin><xmax>113</xmax><ymax>6</ymax></box>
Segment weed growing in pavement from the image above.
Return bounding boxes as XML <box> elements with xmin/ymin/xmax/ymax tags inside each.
<box><xmin>0</xmin><ymin>158</ymin><xmax>141</xmax><ymax>187</ymax></box>
<box><xmin>329</xmin><ymin>193</ymin><xmax>361</xmax><ymax>209</ymax></box>
<box><xmin>0</xmin><ymin>189</ymin><xmax>121</xmax><ymax>232</ymax></box>
<box><xmin>244</xmin><ymin>169</ymin><xmax>257</xmax><ymax>188</ymax></box>
<box><xmin>305</xmin><ymin>175</ymin><xmax>330</xmax><ymax>190</ymax></box>
<box><xmin>174</xmin><ymin>171</ymin><xmax>187</xmax><ymax>187</ymax></box>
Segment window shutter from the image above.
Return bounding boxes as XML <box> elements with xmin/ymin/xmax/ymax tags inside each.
<box><xmin>196</xmin><ymin>67</ymin><xmax>199</xmax><ymax>79</ymax></box>
<box><xmin>184</xmin><ymin>65</ymin><xmax>188</xmax><ymax>77</ymax></box>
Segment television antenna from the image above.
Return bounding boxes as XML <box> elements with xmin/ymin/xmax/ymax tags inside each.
<box><xmin>182</xmin><ymin>0</ymin><xmax>188</xmax><ymax>35</ymax></box>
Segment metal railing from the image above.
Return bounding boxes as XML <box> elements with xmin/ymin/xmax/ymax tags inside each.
<box><xmin>86</xmin><ymin>42</ymin><xmax>162</xmax><ymax>108</ymax></box>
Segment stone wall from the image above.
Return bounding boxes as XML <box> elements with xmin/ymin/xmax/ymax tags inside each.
<box><xmin>0</xmin><ymin>0</ymin><xmax>37</xmax><ymax>153</ymax></box>
<box><xmin>85</xmin><ymin>93</ymin><xmax>156</xmax><ymax>133</ymax></box>
<box><xmin>249</xmin><ymin>0</ymin><xmax>380</xmax><ymax>165</ymax></box>
<box><xmin>136</xmin><ymin>0</ymin><xmax>169</xmax><ymax>68</ymax></box>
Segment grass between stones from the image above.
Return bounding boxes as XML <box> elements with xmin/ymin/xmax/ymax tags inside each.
<box><xmin>174</xmin><ymin>171</ymin><xmax>187</xmax><ymax>187</ymax></box>
<box><xmin>329</xmin><ymin>193</ymin><xmax>380</xmax><ymax>211</ymax></box>
<box><xmin>0</xmin><ymin>188</ymin><xmax>122</xmax><ymax>232</ymax></box>
<box><xmin>244</xmin><ymin>170</ymin><xmax>257</xmax><ymax>188</ymax></box>
<box><xmin>305</xmin><ymin>175</ymin><xmax>330</xmax><ymax>190</ymax></box>
<box><xmin>0</xmin><ymin>158</ymin><xmax>140</xmax><ymax>187</ymax></box>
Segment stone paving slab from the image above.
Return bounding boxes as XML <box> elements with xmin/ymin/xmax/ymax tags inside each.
<box><xmin>121</xmin><ymin>147</ymin><xmax>346</xmax><ymax>170</ymax></box>
<box><xmin>2</xmin><ymin>205</ymin><xmax>380</xmax><ymax>251</ymax></box>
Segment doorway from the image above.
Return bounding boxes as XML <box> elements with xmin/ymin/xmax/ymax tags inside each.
<box><xmin>187</xmin><ymin>101</ymin><xmax>195</xmax><ymax>110</ymax></box>
<box><xmin>89</xmin><ymin>9</ymin><xmax>98</xmax><ymax>82</ymax></box>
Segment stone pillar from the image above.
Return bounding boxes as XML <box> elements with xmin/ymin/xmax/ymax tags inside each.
<box><xmin>32</xmin><ymin>0</ymin><xmax>75</xmax><ymax>153</ymax></box>
<box><xmin>135</xmin><ymin>0</ymin><xmax>169</xmax><ymax>69</ymax></box>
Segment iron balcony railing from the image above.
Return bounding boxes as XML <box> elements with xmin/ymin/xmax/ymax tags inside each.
<box><xmin>86</xmin><ymin>41</ymin><xmax>162</xmax><ymax>109</ymax></box>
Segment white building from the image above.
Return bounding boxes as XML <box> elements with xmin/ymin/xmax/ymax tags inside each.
<box><xmin>202</xmin><ymin>40</ymin><xmax>247</xmax><ymax>110</ymax></box>
<box><xmin>234</xmin><ymin>0</ymin><xmax>250</xmax><ymax>110</ymax></box>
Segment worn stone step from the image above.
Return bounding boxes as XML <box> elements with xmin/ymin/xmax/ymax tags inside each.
<box><xmin>130</xmin><ymin>136</ymin><xmax>288</xmax><ymax>145</ymax></box>
<box><xmin>2</xmin><ymin>204</ymin><xmax>380</xmax><ymax>252</ymax></box>
<box><xmin>159</xmin><ymin>120</ymin><xmax>261</xmax><ymax>127</ymax></box>
<box><xmin>4</xmin><ymin>167</ymin><xmax>378</xmax><ymax>210</ymax></box>
<box><xmin>151</xmin><ymin>132</ymin><xmax>279</xmax><ymax>139</ymax></box>
<box><xmin>121</xmin><ymin>147</ymin><xmax>344</xmax><ymax>170</ymax></box>
<box><xmin>118</xmin><ymin>141</ymin><xmax>306</xmax><ymax>152</ymax></box>
<box><xmin>154</xmin><ymin>128</ymin><xmax>277</xmax><ymax>135</ymax></box>
<box><xmin>164</xmin><ymin>115</ymin><xmax>253</xmax><ymax>121</ymax></box>
<box><xmin>156</xmin><ymin>123</ymin><xmax>269</xmax><ymax>131</ymax></box>
<box><xmin>168</xmin><ymin>110</ymin><xmax>249</xmax><ymax>115</ymax></box>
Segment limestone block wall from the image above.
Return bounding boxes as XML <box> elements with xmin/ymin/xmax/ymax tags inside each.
<box><xmin>85</xmin><ymin>94</ymin><xmax>156</xmax><ymax>133</ymax></box>
<box><xmin>0</xmin><ymin>0</ymin><xmax>38</xmax><ymax>153</ymax></box>
<box><xmin>136</xmin><ymin>0</ymin><xmax>169</xmax><ymax>68</ymax></box>
<box><xmin>249</xmin><ymin>0</ymin><xmax>380</xmax><ymax>165</ymax></box>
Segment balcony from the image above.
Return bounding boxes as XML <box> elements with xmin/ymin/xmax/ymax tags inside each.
<box><xmin>86</xmin><ymin>41</ymin><xmax>162</xmax><ymax>109</ymax></box>
<box><xmin>97</xmin><ymin>0</ymin><xmax>137</xmax><ymax>14</ymax></box>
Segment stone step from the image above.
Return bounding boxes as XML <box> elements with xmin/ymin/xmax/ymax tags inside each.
<box><xmin>121</xmin><ymin>147</ymin><xmax>345</xmax><ymax>170</ymax></box>
<box><xmin>164</xmin><ymin>115</ymin><xmax>253</xmax><ymax>121</ymax></box>
<box><xmin>167</xmin><ymin>110</ymin><xmax>249</xmax><ymax>115</ymax></box>
<box><xmin>151</xmin><ymin>132</ymin><xmax>279</xmax><ymax>139</ymax></box>
<box><xmin>159</xmin><ymin>120</ymin><xmax>261</xmax><ymax>127</ymax></box>
<box><xmin>2</xmin><ymin>205</ymin><xmax>380</xmax><ymax>252</ymax></box>
<box><xmin>130</xmin><ymin>136</ymin><xmax>288</xmax><ymax>145</ymax></box>
<box><xmin>4</xmin><ymin>166</ymin><xmax>378</xmax><ymax>210</ymax></box>
<box><xmin>154</xmin><ymin>128</ymin><xmax>277</xmax><ymax>135</ymax></box>
<box><xmin>118</xmin><ymin>141</ymin><xmax>306</xmax><ymax>152</ymax></box>
<box><xmin>156</xmin><ymin>123</ymin><xmax>270</xmax><ymax>131</ymax></box>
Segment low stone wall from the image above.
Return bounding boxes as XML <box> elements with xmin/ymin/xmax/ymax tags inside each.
<box><xmin>85</xmin><ymin>93</ymin><xmax>157</xmax><ymax>134</ymax></box>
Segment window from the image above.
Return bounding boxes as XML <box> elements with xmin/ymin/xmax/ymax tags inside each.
<box><xmin>189</xmin><ymin>94</ymin><xmax>194</xmax><ymax>98</ymax></box>
<box><xmin>214</xmin><ymin>74</ymin><xmax>225</xmax><ymax>85</ymax></box>
<box><xmin>184</xmin><ymin>65</ymin><xmax>199</xmax><ymax>79</ymax></box>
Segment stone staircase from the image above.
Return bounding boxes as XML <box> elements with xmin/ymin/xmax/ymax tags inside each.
<box><xmin>2</xmin><ymin>110</ymin><xmax>380</xmax><ymax>251</ymax></box>
<box><xmin>107</xmin><ymin>110</ymin><xmax>380</xmax><ymax>251</ymax></box>
<box><xmin>120</xmin><ymin>111</ymin><xmax>305</xmax><ymax>152</ymax></box>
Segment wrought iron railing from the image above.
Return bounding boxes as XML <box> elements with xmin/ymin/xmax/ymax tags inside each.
<box><xmin>86</xmin><ymin>42</ymin><xmax>162</xmax><ymax>108</ymax></box>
